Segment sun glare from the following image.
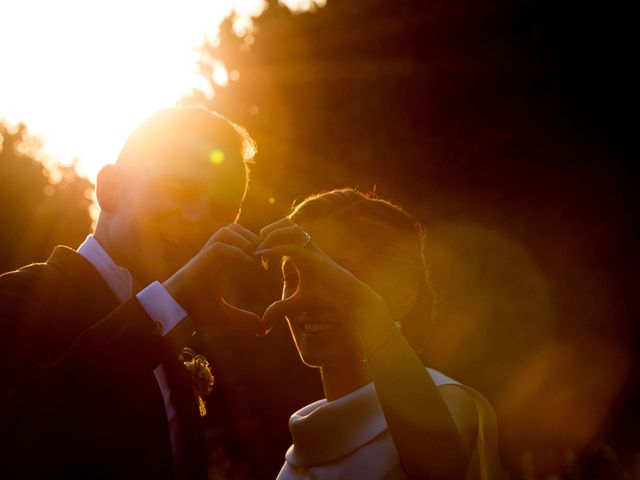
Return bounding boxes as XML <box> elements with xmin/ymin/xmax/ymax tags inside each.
<box><xmin>0</xmin><ymin>0</ymin><xmax>274</xmax><ymax>182</ymax></box>
<box><xmin>212</xmin><ymin>63</ymin><xmax>231</xmax><ymax>87</ymax></box>
<box><xmin>279</xmin><ymin>0</ymin><xmax>326</xmax><ymax>12</ymax></box>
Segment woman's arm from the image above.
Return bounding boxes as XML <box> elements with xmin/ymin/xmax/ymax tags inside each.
<box><xmin>258</xmin><ymin>218</ymin><xmax>475</xmax><ymax>479</ymax></box>
<box><xmin>361</xmin><ymin>305</ymin><xmax>475</xmax><ymax>479</ymax></box>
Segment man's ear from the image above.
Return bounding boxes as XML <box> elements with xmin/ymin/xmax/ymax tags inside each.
<box><xmin>96</xmin><ymin>164</ymin><xmax>124</xmax><ymax>213</ymax></box>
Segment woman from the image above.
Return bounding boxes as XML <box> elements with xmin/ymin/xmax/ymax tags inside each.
<box><xmin>256</xmin><ymin>188</ymin><xmax>499</xmax><ymax>479</ymax></box>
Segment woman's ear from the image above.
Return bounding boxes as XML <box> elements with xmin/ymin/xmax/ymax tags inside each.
<box><xmin>388</xmin><ymin>280</ymin><xmax>419</xmax><ymax>320</ymax></box>
<box><xmin>376</xmin><ymin>274</ymin><xmax>418</xmax><ymax>321</ymax></box>
<box><xmin>96</xmin><ymin>164</ymin><xmax>124</xmax><ymax>213</ymax></box>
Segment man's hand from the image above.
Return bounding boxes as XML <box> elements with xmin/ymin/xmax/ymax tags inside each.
<box><xmin>163</xmin><ymin>223</ymin><xmax>264</xmax><ymax>335</ymax></box>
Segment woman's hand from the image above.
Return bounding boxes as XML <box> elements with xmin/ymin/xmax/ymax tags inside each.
<box><xmin>258</xmin><ymin>219</ymin><xmax>473</xmax><ymax>478</ymax></box>
<box><xmin>164</xmin><ymin>223</ymin><xmax>264</xmax><ymax>336</ymax></box>
<box><xmin>256</xmin><ymin>218</ymin><xmax>395</xmax><ymax>345</ymax></box>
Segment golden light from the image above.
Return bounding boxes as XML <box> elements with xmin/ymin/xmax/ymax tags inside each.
<box><xmin>0</xmin><ymin>0</ymin><xmax>277</xmax><ymax>182</ymax></box>
<box><xmin>279</xmin><ymin>0</ymin><xmax>327</xmax><ymax>12</ymax></box>
<box><xmin>209</xmin><ymin>149</ymin><xmax>225</xmax><ymax>165</ymax></box>
<box><xmin>212</xmin><ymin>63</ymin><xmax>231</xmax><ymax>87</ymax></box>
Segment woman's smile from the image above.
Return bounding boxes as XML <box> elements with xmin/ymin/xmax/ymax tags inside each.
<box><xmin>302</xmin><ymin>322</ymin><xmax>338</xmax><ymax>334</ymax></box>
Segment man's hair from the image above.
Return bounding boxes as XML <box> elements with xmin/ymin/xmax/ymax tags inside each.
<box><xmin>116</xmin><ymin>107</ymin><xmax>257</xmax><ymax>168</ymax></box>
<box><xmin>288</xmin><ymin>188</ymin><xmax>435</xmax><ymax>357</ymax></box>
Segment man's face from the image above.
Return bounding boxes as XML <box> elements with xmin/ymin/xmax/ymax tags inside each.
<box><xmin>108</xmin><ymin>137</ymin><xmax>246</xmax><ymax>285</ymax></box>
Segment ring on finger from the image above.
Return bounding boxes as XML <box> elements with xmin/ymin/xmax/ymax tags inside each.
<box><xmin>300</xmin><ymin>231</ymin><xmax>311</xmax><ymax>247</ymax></box>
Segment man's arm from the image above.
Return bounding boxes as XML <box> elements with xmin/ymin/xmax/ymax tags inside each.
<box><xmin>0</xmin><ymin>270</ymin><xmax>171</xmax><ymax>476</ymax></box>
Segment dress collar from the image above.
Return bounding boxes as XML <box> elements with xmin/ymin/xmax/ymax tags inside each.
<box><xmin>286</xmin><ymin>382</ymin><xmax>387</xmax><ymax>466</ymax></box>
<box><xmin>285</xmin><ymin>368</ymin><xmax>459</xmax><ymax>467</ymax></box>
<box><xmin>77</xmin><ymin>235</ymin><xmax>133</xmax><ymax>303</ymax></box>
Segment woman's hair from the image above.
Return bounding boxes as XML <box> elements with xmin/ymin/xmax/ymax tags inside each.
<box><xmin>288</xmin><ymin>188</ymin><xmax>435</xmax><ymax>357</ymax></box>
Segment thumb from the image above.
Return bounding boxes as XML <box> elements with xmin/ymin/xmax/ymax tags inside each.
<box><xmin>219</xmin><ymin>298</ymin><xmax>264</xmax><ymax>336</ymax></box>
<box><xmin>262</xmin><ymin>293</ymin><xmax>305</xmax><ymax>335</ymax></box>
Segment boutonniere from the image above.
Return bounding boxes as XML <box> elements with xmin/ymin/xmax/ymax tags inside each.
<box><xmin>180</xmin><ymin>347</ymin><xmax>215</xmax><ymax>416</ymax></box>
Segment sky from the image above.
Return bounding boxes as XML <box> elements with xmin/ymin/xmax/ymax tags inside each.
<box><xmin>0</xmin><ymin>0</ymin><xmax>324</xmax><ymax>181</ymax></box>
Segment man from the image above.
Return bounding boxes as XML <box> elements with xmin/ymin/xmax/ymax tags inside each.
<box><xmin>0</xmin><ymin>107</ymin><xmax>262</xmax><ymax>479</ymax></box>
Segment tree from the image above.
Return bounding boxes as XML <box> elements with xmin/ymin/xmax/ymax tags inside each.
<box><xmin>0</xmin><ymin>121</ymin><xmax>93</xmax><ymax>273</ymax></box>
<box><xmin>189</xmin><ymin>0</ymin><xmax>637</xmax><ymax>476</ymax></box>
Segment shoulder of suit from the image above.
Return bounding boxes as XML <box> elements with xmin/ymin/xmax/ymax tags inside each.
<box><xmin>0</xmin><ymin>246</ymin><xmax>97</xmax><ymax>302</ymax></box>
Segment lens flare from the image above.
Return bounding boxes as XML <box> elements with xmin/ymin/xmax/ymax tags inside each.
<box><xmin>210</xmin><ymin>149</ymin><xmax>225</xmax><ymax>165</ymax></box>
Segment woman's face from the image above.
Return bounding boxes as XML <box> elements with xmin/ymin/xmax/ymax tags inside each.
<box><xmin>281</xmin><ymin>218</ymin><xmax>394</xmax><ymax>369</ymax></box>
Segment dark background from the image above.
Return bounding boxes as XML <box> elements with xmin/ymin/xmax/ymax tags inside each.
<box><xmin>194</xmin><ymin>1</ymin><xmax>638</xmax><ymax>477</ymax></box>
<box><xmin>1</xmin><ymin>0</ymin><xmax>636</xmax><ymax>478</ymax></box>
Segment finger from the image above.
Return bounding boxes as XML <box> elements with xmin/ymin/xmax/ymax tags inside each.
<box><xmin>204</xmin><ymin>227</ymin><xmax>256</xmax><ymax>256</ymax></box>
<box><xmin>227</xmin><ymin>223</ymin><xmax>261</xmax><ymax>247</ymax></box>
<box><xmin>256</xmin><ymin>225</ymin><xmax>311</xmax><ymax>251</ymax></box>
<box><xmin>259</xmin><ymin>217</ymin><xmax>297</xmax><ymax>240</ymax></box>
<box><xmin>219</xmin><ymin>298</ymin><xmax>265</xmax><ymax>336</ymax></box>
<box><xmin>253</xmin><ymin>244</ymin><xmax>316</xmax><ymax>266</ymax></box>
<box><xmin>280</xmin><ymin>258</ymin><xmax>299</xmax><ymax>298</ymax></box>
<box><xmin>262</xmin><ymin>293</ymin><xmax>306</xmax><ymax>334</ymax></box>
<box><xmin>204</xmin><ymin>242</ymin><xmax>257</xmax><ymax>270</ymax></box>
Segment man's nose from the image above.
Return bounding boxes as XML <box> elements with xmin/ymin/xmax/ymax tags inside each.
<box><xmin>181</xmin><ymin>197</ymin><xmax>212</xmax><ymax>223</ymax></box>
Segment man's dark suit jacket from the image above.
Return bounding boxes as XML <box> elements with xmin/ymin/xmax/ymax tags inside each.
<box><xmin>0</xmin><ymin>246</ymin><xmax>207</xmax><ymax>480</ymax></box>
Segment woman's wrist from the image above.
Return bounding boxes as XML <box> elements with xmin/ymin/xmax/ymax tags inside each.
<box><xmin>363</xmin><ymin>321</ymin><xmax>401</xmax><ymax>366</ymax></box>
<box><xmin>357</xmin><ymin>297</ymin><xmax>398</xmax><ymax>359</ymax></box>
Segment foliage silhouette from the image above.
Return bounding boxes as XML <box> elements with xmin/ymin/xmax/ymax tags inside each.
<box><xmin>190</xmin><ymin>0</ymin><xmax>637</xmax><ymax>477</ymax></box>
<box><xmin>0</xmin><ymin>121</ymin><xmax>93</xmax><ymax>273</ymax></box>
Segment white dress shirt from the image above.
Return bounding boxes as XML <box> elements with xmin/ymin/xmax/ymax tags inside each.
<box><xmin>77</xmin><ymin>235</ymin><xmax>188</xmax><ymax>466</ymax></box>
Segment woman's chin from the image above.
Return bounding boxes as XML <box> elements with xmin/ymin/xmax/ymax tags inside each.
<box><xmin>292</xmin><ymin>324</ymin><xmax>361</xmax><ymax>369</ymax></box>
<box><xmin>298</xmin><ymin>348</ymin><xmax>333</xmax><ymax>369</ymax></box>
<box><xmin>297</xmin><ymin>342</ymin><xmax>358</xmax><ymax>370</ymax></box>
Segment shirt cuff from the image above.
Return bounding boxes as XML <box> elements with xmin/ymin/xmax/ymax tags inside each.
<box><xmin>136</xmin><ymin>281</ymin><xmax>188</xmax><ymax>336</ymax></box>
